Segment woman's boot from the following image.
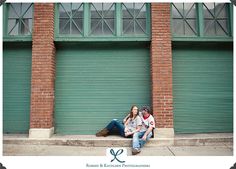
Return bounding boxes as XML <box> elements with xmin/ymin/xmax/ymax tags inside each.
<box><xmin>95</xmin><ymin>128</ymin><xmax>109</xmax><ymax>137</ymax></box>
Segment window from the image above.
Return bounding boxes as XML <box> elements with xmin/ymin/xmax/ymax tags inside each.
<box><xmin>122</xmin><ymin>3</ymin><xmax>147</xmax><ymax>35</ymax></box>
<box><xmin>90</xmin><ymin>3</ymin><xmax>115</xmax><ymax>36</ymax></box>
<box><xmin>171</xmin><ymin>3</ymin><xmax>232</xmax><ymax>39</ymax></box>
<box><xmin>172</xmin><ymin>3</ymin><xmax>197</xmax><ymax>36</ymax></box>
<box><xmin>56</xmin><ymin>3</ymin><xmax>150</xmax><ymax>40</ymax></box>
<box><xmin>59</xmin><ymin>3</ymin><xmax>83</xmax><ymax>35</ymax></box>
<box><xmin>7</xmin><ymin>3</ymin><xmax>33</xmax><ymax>36</ymax></box>
<box><xmin>203</xmin><ymin>3</ymin><xmax>229</xmax><ymax>36</ymax></box>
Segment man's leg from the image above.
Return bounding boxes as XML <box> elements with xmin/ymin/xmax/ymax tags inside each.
<box><xmin>132</xmin><ymin>132</ymin><xmax>144</xmax><ymax>149</ymax></box>
<box><xmin>132</xmin><ymin>131</ymin><xmax>145</xmax><ymax>155</ymax></box>
<box><xmin>139</xmin><ymin>131</ymin><xmax>152</xmax><ymax>148</ymax></box>
<box><xmin>132</xmin><ymin>131</ymin><xmax>152</xmax><ymax>155</ymax></box>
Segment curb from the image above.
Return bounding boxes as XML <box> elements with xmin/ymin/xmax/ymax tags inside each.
<box><xmin>3</xmin><ymin>133</ymin><xmax>233</xmax><ymax>147</ymax></box>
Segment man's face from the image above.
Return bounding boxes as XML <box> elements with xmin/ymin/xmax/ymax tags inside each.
<box><xmin>142</xmin><ymin>110</ymin><xmax>148</xmax><ymax>116</ymax></box>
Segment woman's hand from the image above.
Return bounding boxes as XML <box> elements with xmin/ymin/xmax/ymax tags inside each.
<box><xmin>124</xmin><ymin>127</ymin><xmax>129</xmax><ymax>133</ymax></box>
<box><xmin>125</xmin><ymin>131</ymin><xmax>133</xmax><ymax>137</ymax></box>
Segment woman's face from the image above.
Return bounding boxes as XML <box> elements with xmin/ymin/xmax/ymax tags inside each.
<box><xmin>132</xmin><ymin>106</ymin><xmax>138</xmax><ymax>115</ymax></box>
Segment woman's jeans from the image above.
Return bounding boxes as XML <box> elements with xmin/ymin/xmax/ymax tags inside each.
<box><xmin>132</xmin><ymin>131</ymin><xmax>152</xmax><ymax>149</ymax></box>
<box><xmin>106</xmin><ymin>119</ymin><xmax>125</xmax><ymax>137</ymax></box>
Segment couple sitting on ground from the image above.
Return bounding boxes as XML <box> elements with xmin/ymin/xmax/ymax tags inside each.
<box><xmin>96</xmin><ymin>105</ymin><xmax>155</xmax><ymax>155</ymax></box>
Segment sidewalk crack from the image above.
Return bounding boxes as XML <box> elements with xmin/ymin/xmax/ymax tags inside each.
<box><xmin>223</xmin><ymin>143</ymin><xmax>233</xmax><ymax>151</ymax></box>
<box><xmin>167</xmin><ymin>146</ymin><xmax>175</xmax><ymax>156</ymax></box>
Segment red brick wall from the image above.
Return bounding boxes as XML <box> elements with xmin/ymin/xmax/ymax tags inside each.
<box><xmin>30</xmin><ymin>3</ymin><xmax>55</xmax><ymax>128</ymax></box>
<box><xmin>151</xmin><ymin>3</ymin><xmax>173</xmax><ymax>128</ymax></box>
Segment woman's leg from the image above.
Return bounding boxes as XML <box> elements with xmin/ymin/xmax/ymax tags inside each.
<box><xmin>114</xmin><ymin>120</ymin><xmax>125</xmax><ymax>137</ymax></box>
<box><xmin>96</xmin><ymin>119</ymin><xmax>125</xmax><ymax>137</ymax></box>
<box><xmin>96</xmin><ymin>119</ymin><xmax>117</xmax><ymax>137</ymax></box>
<box><xmin>106</xmin><ymin>119</ymin><xmax>125</xmax><ymax>137</ymax></box>
<box><xmin>105</xmin><ymin>119</ymin><xmax>118</xmax><ymax>131</ymax></box>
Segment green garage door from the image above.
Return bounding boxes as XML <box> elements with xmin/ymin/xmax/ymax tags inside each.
<box><xmin>55</xmin><ymin>43</ymin><xmax>151</xmax><ymax>134</ymax></box>
<box><xmin>3</xmin><ymin>44</ymin><xmax>32</xmax><ymax>133</ymax></box>
<box><xmin>173</xmin><ymin>43</ymin><xmax>233</xmax><ymax>133</ymax></box>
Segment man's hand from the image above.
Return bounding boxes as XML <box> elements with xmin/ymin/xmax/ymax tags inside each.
<box><xmin>141</xmin><ymin>126</ymin><xmax>153</xmax><ymax>141</ymax></box>
<box><xmin>141</xmin><ymin>135</ymin><xmax>147</xmax><ymax>141</ymax></box>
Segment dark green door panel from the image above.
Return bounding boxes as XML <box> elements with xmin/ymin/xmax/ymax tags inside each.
<box><xmin>3</xmin><ymin>44</ymin><xmax>32</xmax><ymax>133</ymax></box>
<box><xmin>173</xmin><ymin>44</ymin><xmax>233</xmax><ymax>133</ymax></box>
<box><xmin>55</xmin><ymin>44</ymin><xmax>151</xmax><ymax>134</ymax></box>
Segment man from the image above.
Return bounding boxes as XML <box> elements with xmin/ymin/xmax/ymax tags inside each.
<box><xmin>132</xmin><ymin>106</ymin><xmax>155</xmax><ymax>155</ymax></box>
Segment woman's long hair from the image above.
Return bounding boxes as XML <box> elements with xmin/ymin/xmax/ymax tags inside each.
<box><xmin>129</xmin><ymin>105</ymin><xmax>139</xmax><ymax>119</ymax></box>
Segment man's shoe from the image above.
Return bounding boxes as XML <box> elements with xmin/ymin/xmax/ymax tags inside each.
<box><xmin>132</xmin><ymin>148</ymin><xmax>141</xmax><ymax>155</ymax></box>
<box><xmin>95</xmin><ymin>128</ymin><xmax>109</xmax><ymax>137</ymax></box>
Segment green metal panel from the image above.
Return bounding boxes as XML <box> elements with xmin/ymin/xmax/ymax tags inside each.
<box><xmin>3</xmin><ymin>43</ymin><xmax>32</xmax><ymax>133</ymax></box>
<box><xmin>229</xmin><ymin>3</ymin><xmax>233</xmax><ymax>37</ymax></box>
<box><xmin>197</xmin><ymin>3</ymin><xmax>204</xmax><ymax>37</ymax></box>
<box><xmin>55</xmin><ymin>43</ymin><xmax>151</xmax><ymax>134</ymax></box>
<box><xmin>83</xmin><ymin>3</ymin><xmax>90</xmax><ymax>37</ymax></box>
<box><xmin>172</xmin><ymin>37</ymin><xmax>233</xmax><ymax>42</ymax></box>
<box><xmin>146</xmin><ymin>3</ymin><xmax>151</xmax><ymax>37</ymax></box>
<box><xmin>115</xmin><ymin>3</ymin><xmax>122</xmax><ymax>37</ymax></box>
<box><xmin>173</xmin><ymin>43</ymin><xmax>233</xmax><ymax>133</ymax></box>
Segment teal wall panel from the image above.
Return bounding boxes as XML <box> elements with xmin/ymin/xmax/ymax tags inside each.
<box><xmin>3</xmin><ymin>44</ymin><xmax>31</xmax><ymax>133</ymax></box>
<box><xmin>55</xmin><ymin>44</ymin><xmax>151</xmax><ymax>134</ymax></box>
<box><xmin>173</xmin><ymin>43</ymin><xmax>233</xmax><ymax>133</ymax></box>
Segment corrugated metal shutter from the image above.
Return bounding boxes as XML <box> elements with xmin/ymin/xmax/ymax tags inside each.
<box><xmin>3</xmin><ymin>44</ymin><xmax>32</xmax><ymax>133</ymax></box>
<box><xmin>173</xmin><ymin>43</ymin><xmax>233</xmax><ymax>133</ymax></box>
<box><xmin>55</xmin><ymin>43</ymin><xmax>151</xmax><ymax>134</ymax></box>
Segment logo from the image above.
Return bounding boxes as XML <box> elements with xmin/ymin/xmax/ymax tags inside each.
<box><xmin>85</xmin><ymin>148</ymin><xmax>150</xmax><ymax>168</ymax></box>
<box><xmin>0</xmin><ymin>163</ymin><xmax>6</xmax><ymax>169</ymax></box>
<box><xmin>106</xmin><ymin>148</ymin><xmax>127</xmax><ymax>164</ymax></box>
<box><xmin>110</xmin><ymin>149</ymin><xmax>125</xmax><ymax>163</ymax></box>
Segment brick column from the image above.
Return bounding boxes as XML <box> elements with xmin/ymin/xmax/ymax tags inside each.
<box><xmin>29</xmin><ymin>3</ymin><xmax>55</xmax><ymax>138</ymax></box>
<box><xmin>151</xmin><ymin>3</ymin><xmax>174</xmax><ymax>137</ymax></box>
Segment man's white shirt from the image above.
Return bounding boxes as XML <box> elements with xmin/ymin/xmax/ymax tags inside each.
<box><xmin>139</xmin><ymin>112</ymin><xmax>155</xmax><ymax>132</ymax></box>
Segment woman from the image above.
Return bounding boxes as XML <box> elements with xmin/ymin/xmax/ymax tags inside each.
<box><xmin>124</xmin><ymin>106</ymin><xmax>142</xmax><ymax>137</ymax></box>
<box><xmin>96</xmin><ymin>105</ymin><xmax>141</xmax><ymax>137</ymax></box>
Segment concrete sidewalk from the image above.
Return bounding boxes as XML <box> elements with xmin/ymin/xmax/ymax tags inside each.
<box><xmin>3</xmin><ymin>133</ymin><xmax>233</xmax><ymax>156</ymax></box>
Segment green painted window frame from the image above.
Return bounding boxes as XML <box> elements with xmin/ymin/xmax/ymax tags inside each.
<box><xmin>54</xmin><ymin>3</ymin><xmax>151</xmax><ymax>41</ymax></box>
<box><xmin>121</xmin><ymin>3</ymin><xmax>150</xmax><ymax>37</ymax></box>
<box><xmin>58</xmin><ymin>3</ymin><xmax>84</xmax><ymax>36</ymax></box>
<box><xmin>89</xmin><ymin>3</ymin><xmax>116</xmax><ymax>36</ymax></box>
<box><xmin>3</xmin><ymin>3</ymin><xmax>34</xmax><ymax>42</ymax></box>
<box><xmin>171</xmin><ymin>3</ymin><xmax>233</xmax><ymax>42</ymax></box>
<box><xmin>171</xmin><ymin>3</ymin><xmax>199</xmax><ymax>37</ymax></box>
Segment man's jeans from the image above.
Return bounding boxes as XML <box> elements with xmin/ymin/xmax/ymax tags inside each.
<box><xmin>106</xmin><ymin>119</ymin><xmax>125</xmax><ymax>137</ymax></box>
<box><xmin>132</xmin><ymin>131</ymin><xmax>152</xmax><ymax>149</ymax></box>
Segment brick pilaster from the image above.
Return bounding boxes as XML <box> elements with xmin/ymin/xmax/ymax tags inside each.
<box><xmin>151</xmin><ymin>3</ymin><xmax>173</xmax><ymax>128</ymax></box>
<box><xmin>30</xmin><ymin>3</ymin><xmax>55</xmax><ymax>129</ymax></box>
